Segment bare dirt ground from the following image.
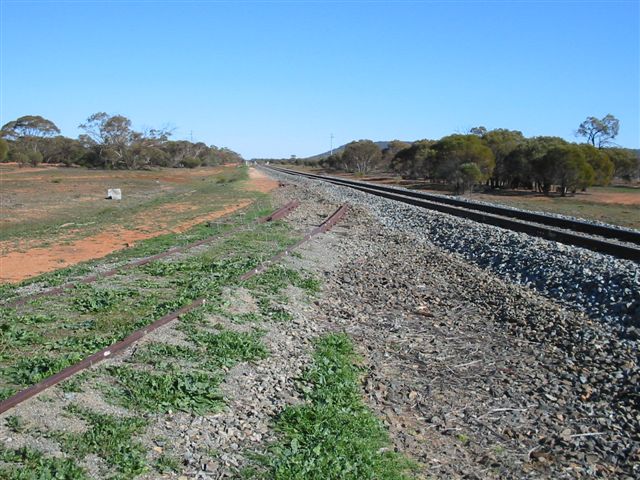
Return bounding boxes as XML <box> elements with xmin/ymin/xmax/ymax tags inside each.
<box><xmin>245</xmin><ymin>167</ymin><xmax>279</xmax><ymax>193</ymax></box>
<box><xmin>0</xmin><ymin>165</ymin><xmax>276</xmax><ymax>283</ymax></box>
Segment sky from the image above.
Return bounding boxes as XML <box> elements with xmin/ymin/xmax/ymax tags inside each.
<box><xmin>1</xmin><ymin>1</ymin><xmax>638</xmax><ymax>159</ymax></box>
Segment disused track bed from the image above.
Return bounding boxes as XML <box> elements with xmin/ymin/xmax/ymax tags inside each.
<box><xmin>3</xmin><ymin>201</ymin><xmax>301</xmax><ymax>309</ymax></box>
<box><xmin>0</xmin><ymin>202</ymin><xmax>347</xmax><ymax>415</ymax></box>
<box><xmin>268</xmin><ymin>166</ymin><xmax>640</xmax><ymax>262</ymax></box>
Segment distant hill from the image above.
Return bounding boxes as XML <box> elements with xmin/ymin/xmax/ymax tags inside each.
<box><xmin>305</xmin><ymin>141</ymin><xmax>399</xmax><ymax>161</ymax></box>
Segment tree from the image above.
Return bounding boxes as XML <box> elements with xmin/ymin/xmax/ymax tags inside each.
<box><xmin>1</xmin><ymin>115</ymin><xmax>61</xmax><ymax>157</ymax></box>
<box><xmin>380</xmin><ymin>140</ymin><xmax>410</xmax><ymax>171</ymax></box>
<box><xmin>390</xmin><ymin>140</ymin><xmax>434</xmax><ymax>179</ymax></box>
<box><xmin>341</xmin><ymin>140</ymin><xmax>382</xmax><ymax>174</ymax></box>
<box><xmin>524</xmin><ymin>136</ymin><xmax>569</xmax><ymax>193</ymax></box>
<box><xmin>469</xmin><ymin>126</ymin><xmax>487</xmax><ymax>137</ymax></box>
<box><xmin>208</xmin><ymin>145</ymin><xmax>243</xmax><ymax>165</ymax></box>
<box><xmin>544</xmin><ymin>145</ymin><xmax>594</xmax><ymax>196</ymax></box>
<box><xmin>579</xmin><ymin>144</ymin><xmax>614</xmax><ymax>186</ymax></box>
<box><xmin>11</xmin><ymin>151</ymin><xmax>30</xmax><ymax>167</ymax></box>
<box><xmin>27</xmin><ymin>150</ymin><xmax>43</xmax><ymax>167</ymax></box>
<box><xmin>431</xmin><ymin>134</ymin><xmax>495</xmax><ymax>189</ymax></box>
<box><xmin>320</xmin><ymin>153</ymin><xmax>343</xmax><ymax>171</ymax></box>
<box><xmin>576</xmin><ymin>114</ymin><xmax>620</xmax><ymax>148</ymax></box>
<box><xmin>79</xmin><ymin>113</ymin><xmax>171</xmax><ymax>169</ymax></box>
<box><xmin>481</xmin><ymin>129</ymin><xmax>525</xmax><ymax>188</ymax></box>
<box><xmin>127</xmin><ymin>129</ymin><xmax>170</xmax><ymax>169</ymax></box>
<box><xmin>40</xmin><ymin>136</ymin><xmax>87</xmax><ymax>166</ymax></box>
<box><xmin>0</xmin><ymin>138</ymin><xmax>8</xmax><ymax>162</ymax></box>
<box><xmin>1</xmin><ymin>115</ymin><xmax>60</xmax><ymax>141</ymax></box>
<box><xmin>606</xmin><ymin>148</ymin><xmax>639</xmax><ymax>181</ymax></box>
<box><xmin>79</xmin><ymin>112</ymin><xmax>134</xmax><ymax>168</ymax></box>
<box><xmin>457</xmin><ymin>163</ymin><xmax>483</xmax><ymax>193</ymax></box>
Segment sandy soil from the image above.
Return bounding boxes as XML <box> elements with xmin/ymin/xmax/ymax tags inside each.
<box><xmin>0</xmin><ymin>201</ymin><xmax>251</xmax><ymax>283</ymax></box>
<box><xmin>0</xmin><ymin>166</ymin><xmax>275</xmax><ymax>284</ymax></box>
<box><xmin>245</xmin><ymin>167</ymin><xmax>280</xmax><ymax>193</ymax></box>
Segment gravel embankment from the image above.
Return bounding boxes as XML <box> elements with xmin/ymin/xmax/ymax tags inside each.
<box><xmin>271</xmin><ymin>182</ymin><xmax>639</xmax><ymax>478</ymax></box>
<box><xmin>263</xmin><ymin>168</ymin><xmax>640</xmax><ymax>334</ymax></box>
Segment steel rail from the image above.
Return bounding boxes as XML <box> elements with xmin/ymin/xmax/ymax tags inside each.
<box><xmin>268</xmin><ymin>167</ymin><xmax>640</xmax><ymax>262</ymax></box>
<box><xmin>269</xmin><ymin>166</ymin><xmax>640</xmax><ymax>245</ymax></box>
<box><xmin>4</xmin><ymin>201</ymin><xmax>300</xmax><ymax>308</ymax></box>
<box><xmin>0</xmin><ymin>202</ymin><xmax>347</xmax><ymax>415</ymax></box>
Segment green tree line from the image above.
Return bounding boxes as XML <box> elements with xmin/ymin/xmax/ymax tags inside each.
<box><xmin>0</xmin><ymin>114</ymin><xmax>243</xmax><ymax>169</ymax></box>
<box><xmin>310</xmin><ymin>116</ymin><xmax>638</xmax><ymax>195</ymax></box>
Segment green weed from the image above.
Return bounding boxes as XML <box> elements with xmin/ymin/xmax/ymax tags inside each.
<box><xmin>0</xmin><ymin>324</ymin><xmax>43</xmax><ymax>347</ymax></box>
<box><xmin>5</xmin><ymin>415</ymin><xmax>26</xmax><ymax>433</ymax></box>
<box><xmin>256</xmin><ymin>333</ymin><xmax>416</xmax><ymax>479</ymax></box>
<box><xmin>188</xmin><ymin>329</ymin><xmax>269</xmax><ymax>367</ymax></box>
<box><xmin>72</xmin><ymin>285</ymin><xmax>138</xmax><ymax>313</ymax></box>
<box><xmin>0</xmin><ymin>445</ymin><xmax>87</xmax><ymax>480</ymax></box>
<box><xmin>62</xmin><ymin>406</ymin><xmax>147</xmax><ymax>479</ymax></box>
<box><xmin>134</xmin><ymin>342</ymin><xmax>201</xmax><ymax>366</ymax></box>
<box><xmin>0</xmin><ymin>386</ymin><xmax>16</xmax><ymax>401</ymax></box>
<box><xmin>258</xmin><ymin>299</ymin><xmax>293</xmax><ymax>322</ymax></box>
<box><xmin>154</xmin><ymin>454</ymin><xmax>182</xmax><ymax>474</ymax></box>
<box><xmin>4</xmin><ymin>353</ymin><xmax>85</xmax><ymax>385</ymax></box>
<box><xmin>59</xmin><ymin>372</ymin><xmax>90</xmax><ymax>393</ymax></box>
<box><xmin>244</xmin><ymin>265</ymin><xmax>320</xmax><ymax>296</ymax></box>
<box><xmin>106</xmin><ymin>366</ymin><xmax>223</xmax><ymax>414</ymax></box>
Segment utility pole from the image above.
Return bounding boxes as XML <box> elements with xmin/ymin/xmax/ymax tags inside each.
<box><xmin>190</xmin><ymin>130</ymin><xmax>193</xmax><ymax>142</ymax></box>
<box><xmin>330</xmin><ymin>133</ymin><xmax>334</xmax><ymax>156</ymax></box>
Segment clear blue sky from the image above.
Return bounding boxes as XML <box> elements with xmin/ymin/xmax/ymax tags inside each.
<box><xmin>1</xmin><ymin>1</ymin><xmax>638</xmax><ymax>159</ymax></box>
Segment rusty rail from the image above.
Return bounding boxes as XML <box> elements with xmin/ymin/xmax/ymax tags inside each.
<box><xmin>0</xmin><ymin>202</ymin><xmax>346</xmax><ymax>415</ymax></box>
<box><xmin>240</xmin><ymin>204</ymin><xmax>348</xmax><ymax>280</ymax></box>
<box><xmin>5</xmin><ymin>201</ymin><xmax>300</xmax><ymax>308</ymax></box>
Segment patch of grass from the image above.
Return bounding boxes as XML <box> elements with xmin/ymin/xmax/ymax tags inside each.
<box><xmin>188</xmin><ymin>328</ymin><xmax>269</xmax><ymax>367</ymax></box>
<box><xmin>133</xmin><ymin>342</ymin><xmax>202</xmax><ymax>367</ymax></box>
<box><xmin>3</xmin><ymin>352</ymin><xmax>85</xmax><ymax>385</ymax></box>
<box><xmin>72</xmin><ymin>285</ymin><xmax>138</xmax><ymax>313</ymax></box>
<box><xmin>106</xmin><ymin>366</ymin><xmax>223</xmax><ymax>414</ymax></box>
<box><xmin>0</xmin><ymin>285</ymin><xmax>18</xmax><ymax>303</ymax></box>
<box><xmin>59</xmin><ymin>371</ymin><xmax>91</xmax><ymax>393</ymax></box>
<box><xmin>142</xmin><ymin>260</ymin><xmax>188</xmax><ymax>277</ymax></box>
<box><xmin>255</xmin><ymin>333</ymin><xmax>416</xmax><ymax>479</ymax></box>
<box><xmin>244</xmin><ymin>265</ymin><xmax>319</xmax><ymax>296</ymax></box>
<box><xmin>62</xmin><ymin>406</ymin><xmax>147</xmax><ymax>479</ymax></box>
<box><xmin>258</xmin><ymin>298</ymin><xmax>294</xmax><ymax>322</ymax></box>
<box><xmin>468</xmin><ymin>186</ymin><xmax>640</xmax><ymax>229</ymax></box>
<box><xmin>0</xmin><ymin>323</ymin><xmax>44</xmax><ymax>347</ymax></box>
<box><xmin>229</xmin><ymin>312</ymin><xmax>262</xmax><ymax>324</ymax></box>
<box><xmin>5</xmin><ymin>415</ymin><xmax>26</xmax><ymax>433</ymax></box>
<box><xmin>9</xmin><ymin>194</ymin><xmax>272</xmax><ymax>291</ymax></box>
<box><xmin>0</xmin><ymin>445</ymin><xmax>87</xmax><ymax>480</ymax></box>
<box><xmin>0</xmin><ymin>386</ymin><xmax>16</xmax><ymax>401</ymax></box>
<box><xmin>154</xmin><ymin>454</ymin><xmax>182</xmax><ymax>474</ymax></box>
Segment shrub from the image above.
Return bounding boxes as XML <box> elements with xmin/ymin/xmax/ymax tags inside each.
<box><xmin>181</xmin><ymin>157</ymin><xmax>201</xmax><ymax>169</ymax></box>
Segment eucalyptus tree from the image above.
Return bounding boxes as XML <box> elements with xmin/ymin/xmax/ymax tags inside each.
<box><xmin>576</xmin><ymin>114</ymin><xmax>620</xmax><ymax>148</ymax></box>
<box><xmin>481</xmin><ymin>129</ymin><xmax>525</xmax><ymax>188</ymax></box>
<box><xmin>431</xmin><ymin>134</ymin><xmax>495</xmax><ymax>189</ymax></box>
<box><xmin>1</xmin><ymin>115</ymin><xmax>61</xmax><ymax>157</ymax></box>
<box><xmin>341</xmin><ymin>140</ymin><xmax>382</xmax><ymax>174</ymax></box>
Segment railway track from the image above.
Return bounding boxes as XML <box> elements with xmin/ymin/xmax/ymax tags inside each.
<box><xmin>266</xmin><ymin>166</ymin><xmax>640</xmax><ymax>262</ymax></box>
